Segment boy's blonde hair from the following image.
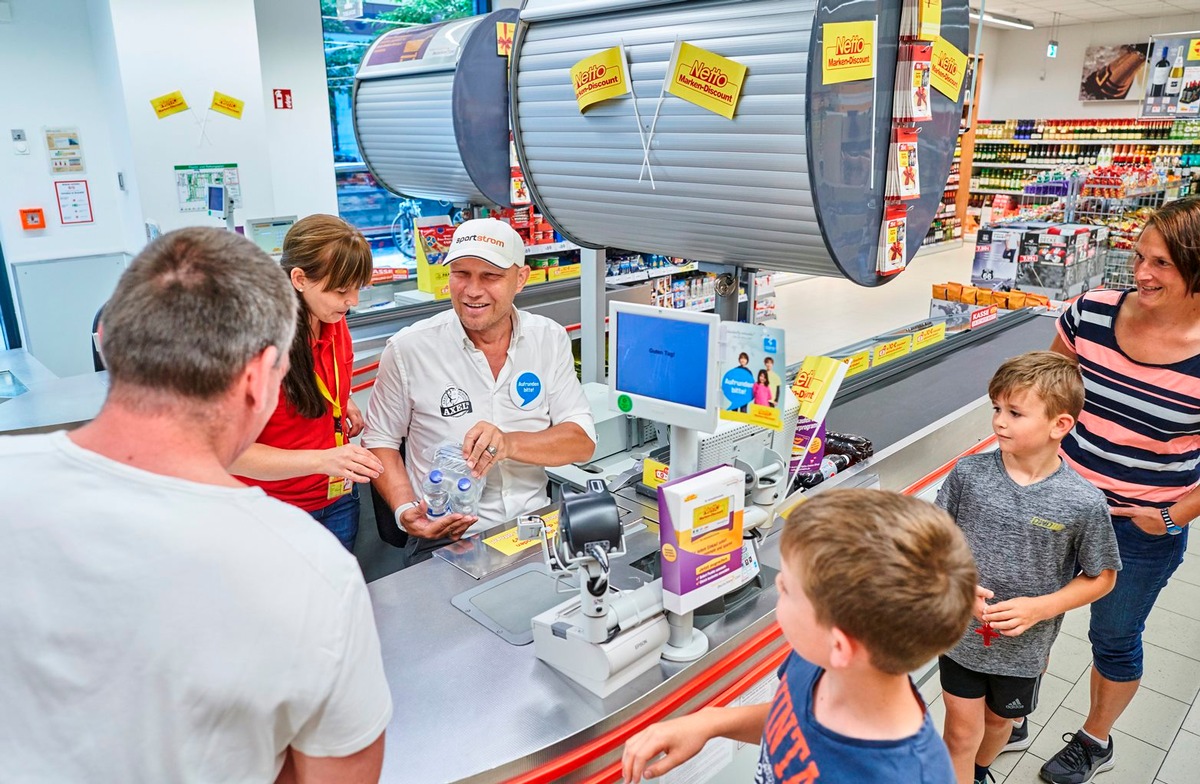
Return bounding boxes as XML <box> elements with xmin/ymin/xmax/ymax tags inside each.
<box><xmin>780</xmin><ymin>489</ymin><xmax>977</xmax><ymax>674</ymax></box>
<box><xmin>988</xmin><ymin>351</ymin><xmax>1084</xmax><ymax>420</ymax></box>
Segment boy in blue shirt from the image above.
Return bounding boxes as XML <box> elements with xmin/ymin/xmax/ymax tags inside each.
<box><xmin>936</xmin><ymin>352</ymin><xmax>1120</xmax><ymax>784</ymax></box>
<box><xmin>622</xmin><ymin>488</ymin><xmax>978</xmax><ymax>783</ymax></box>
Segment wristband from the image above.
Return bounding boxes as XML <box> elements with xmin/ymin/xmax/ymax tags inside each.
<box><xmin>394</xmin><ymin>500</ymin><xmax>422</xmax><ymax>529</ymax></box>
<box><xmin>1161</xmin><ymin>507</ymin><xmax>1184</xmax><ymax>536</ymax></box>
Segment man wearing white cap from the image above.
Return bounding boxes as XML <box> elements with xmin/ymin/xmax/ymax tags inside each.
<box><xmin>362</xmin><ymin>218</ymin><xmax>597</xmax><ymax>564</ymax></box>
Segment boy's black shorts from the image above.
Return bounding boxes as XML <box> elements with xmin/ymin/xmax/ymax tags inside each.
<box><xmin>938</xmin><ymin>655</ymin><xmax>1040</xmax><ymax>719</ymax></box>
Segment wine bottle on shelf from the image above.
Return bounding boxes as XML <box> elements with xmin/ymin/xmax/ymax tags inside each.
<box><xmin>1152</xmin><ymin>46</ymin><xmax>1171</xmax><ymax>97</ymax></box>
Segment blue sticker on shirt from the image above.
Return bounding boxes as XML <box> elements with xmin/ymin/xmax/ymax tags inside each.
<box><xmin>512</xmin><ymin>372</ymin><xmax>543</xmax><ymax>409</ymax></box>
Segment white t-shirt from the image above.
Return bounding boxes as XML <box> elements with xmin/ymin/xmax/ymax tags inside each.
<box><xmin>362</xmin><ymin>308</ymin><xmax>596</xmax><ymax>531</ymax></box>
<box><xmin>0</xmin><ymin>432</ymin><xmax>393</xmax><ymax>783</ymax></box>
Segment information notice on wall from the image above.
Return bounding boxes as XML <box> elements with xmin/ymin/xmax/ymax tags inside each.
<box><xmin>175</xmin><ymin>163</ymin><xmax>240</xmax><ymax>213</ymax></box>
<box><xmin>54</xmin><ymin>180</ymin><xmax>93</xmax><ymax>225</ymax></box>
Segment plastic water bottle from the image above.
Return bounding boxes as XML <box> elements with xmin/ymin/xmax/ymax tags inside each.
<box><xmin>449</xmin><ymin>476</ymin><xmax>477</xmax><ymax>516</ymax></box>
<box><xmin>422</xmin><ymin>470</ymin><xmax>449</xmax><ymax>518</ymax></box>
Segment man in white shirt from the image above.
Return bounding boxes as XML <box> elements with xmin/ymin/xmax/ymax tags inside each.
<box><xmin>0</xmin><ymin>228</ymin><xmax>391</xmax><ymax>783</ymax></box>
<box><xmin>363</xmin><ymin>218</ymin><xmax>596</xmax><ymax>561</ymax></box>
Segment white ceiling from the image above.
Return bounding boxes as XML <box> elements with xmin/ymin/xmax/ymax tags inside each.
<box><xmin>976</xmin><ymin>0</ymin><xmax>1200</xmax><ymax>27</ymax></box>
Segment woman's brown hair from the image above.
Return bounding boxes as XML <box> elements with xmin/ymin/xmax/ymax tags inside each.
<box><xmin>280</xmin><ymin>214</ymin><xmax>373</xmax><ymax>419</ymax></box>
<box><xmin>1144</xmin><ymin>197</ymin><xmax>1200</xmax><ymax>293</ymax></box>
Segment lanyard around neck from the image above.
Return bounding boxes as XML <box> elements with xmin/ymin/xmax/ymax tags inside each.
<box><xmin>312</xmin><ymin>331</ymin><xmax>343</xmax><ymax>443</ymax></box>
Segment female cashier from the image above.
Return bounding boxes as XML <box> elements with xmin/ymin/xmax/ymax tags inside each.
<box><xmin>231</xmin><ymin>214</ymin><xmax>383</xmax><ymax>551</ymax></box>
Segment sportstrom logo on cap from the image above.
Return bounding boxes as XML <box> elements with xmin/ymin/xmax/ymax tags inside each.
<box><xmin>454</xmin><ymin>234</ymin><xmax>507</xmax><ymax>248</ymax></box>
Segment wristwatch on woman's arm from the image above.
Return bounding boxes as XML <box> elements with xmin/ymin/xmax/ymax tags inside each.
<box><xmin>1161</xmin><ymin>507</ymin><xmax>1185</xmax><ymax>536</ymax></box>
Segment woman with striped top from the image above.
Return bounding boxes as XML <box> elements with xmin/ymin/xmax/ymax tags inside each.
<box><xmin>1041</xmin><ymin>197</ymin><xmax>1200</xmax><ymax>784</ymax></box>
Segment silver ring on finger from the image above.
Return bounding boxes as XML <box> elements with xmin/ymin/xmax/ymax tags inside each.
<box><xmin>486</xmin><ymin>444</ymin><xmax>498</xmax><ymax>457</ymax></box>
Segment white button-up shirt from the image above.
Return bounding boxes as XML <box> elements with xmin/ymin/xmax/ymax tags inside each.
<box><xmin>362</xmin><ymin>308</ymin><xmax>596</xmax><ymax>533</ymax></box>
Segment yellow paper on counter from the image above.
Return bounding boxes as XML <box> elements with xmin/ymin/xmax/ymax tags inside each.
<box><xmin>484</xmin><ymin>510</ymin><xmax>560</xmax><ymax>556</ymax></box>
<box><xmin>930</xmin><ymin>36</ymin><xmax>967</xmax><ymax>101</ymax></box>
<box><xmin>570</xmin><ymin>46</ymin><xmax>630</xmax><ymax>112</ymax></box>
<box><xmin>913</xmin><ymin>322</ymin><xmax>947</xmax><ymax>350</ymax></box>
<box><xmin>210</xmin><ymin>91</ymin><xmax>245</xmax><ymax>120</ymax></box>
<box><xmin>643</xmin><ymin>458</ymin><xmax>670</xmax><ymax>489</ymax></box>
<box><xmin>872</xmin><ymin>335</ymin><xmax>913</xmax><ymax>367</ymax></box>
<box><xmin>150</xmin><ymin>90</ymin><xmax>189</xmax><ymax>119</ymax></box>
<box><xmin>839</xmin><ymin>349</ymin><xmax>871</xmax><ymax>377</ymax></box>
<box><xmin>666</xmin><ymin>41</ymin><xmax>749</xmax><ymax>119</ymax></box>
<box><xmin>822</xmin><ymin>20</ymin><xmax>875</xmax><ymax>85</ymax></box>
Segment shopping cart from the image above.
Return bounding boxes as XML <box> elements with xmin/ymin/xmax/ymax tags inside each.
<box><xmin>1103</xmin><ymin>247</ymin><xmax>1136</xmax><ymax>289</ymax></box>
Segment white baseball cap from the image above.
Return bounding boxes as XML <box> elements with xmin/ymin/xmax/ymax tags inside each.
<box><xmin>442</xmin><ymin>218</ymin><xmax>526</xmax><ymax>269</ymax></box>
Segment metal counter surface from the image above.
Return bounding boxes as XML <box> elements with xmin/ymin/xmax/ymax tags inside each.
<box><xmin>0</xmin><ymin>350</ymin><xmax>107</xmax><ymax>436</ymax></box>
<box><xmin>367</xmin><ymin>492</ymin><xmax>784</xmax><ymax>784</ymax></box>
<box><xmin>367</xmin><ymin>394</ymin><xmax>997</xmax><ymax>783</ymax></box>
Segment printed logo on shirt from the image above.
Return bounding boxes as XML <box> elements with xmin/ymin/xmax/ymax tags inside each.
<box><xmin>1029</xmin><ymin>516</ymin><xmax>1065</xmax><ymax>532</ymax></box>
<box><xmin>760</xmin><ymin>672</ymin><xmax>820</xmax><ymax>783</ymax></box>
<box><xmin>440</xmin><ymin>386</ymin><xmax>473</xmax><ymax>418</ymax></box>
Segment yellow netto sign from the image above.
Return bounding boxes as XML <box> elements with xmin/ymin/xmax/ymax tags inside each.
<box><xmin>930</xmin><ymin>36</ymin><xmax>967</xmax><ymax>100</ymax></box>
<box><xmin>822</xmin><ymin>20</ymin><xmax>875</xmax><ymax>85</ymax></box>
<box><xmin>570</xmin><ymin>47</ymin><xmax>630</xmax><ymax>112</ymax></box>
<box><xmin>666</xmin><ymin>41</ymin><xmax>748</xmax><ymax>119</ymax></box>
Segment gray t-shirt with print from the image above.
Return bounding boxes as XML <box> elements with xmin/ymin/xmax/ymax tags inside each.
<box><xmin>935</xmin><ymin>451</ymin><xmax>1121</xmax><ymax>678</ymax></box>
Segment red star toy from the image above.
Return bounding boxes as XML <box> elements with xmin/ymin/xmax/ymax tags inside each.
<box><xmin>976</xmin><ymin>622</ymin><xmax>1001</xmax><ymax>647</ymax></box>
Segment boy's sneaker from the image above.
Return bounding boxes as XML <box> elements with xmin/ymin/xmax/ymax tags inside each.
<box><xmin>973</xmin><ymin>771</ymin><xmax>996</xmax><ymax>784</ymax></box>
<box><xmin>1039</xmin><ymin>731</ymin><xmax>1115</xmax><ymax>783</ymax></box>
<box><xmin>1001</xmin><ymin>717</ymin><xmax>1033</xmax><ymax>753</ymax></box>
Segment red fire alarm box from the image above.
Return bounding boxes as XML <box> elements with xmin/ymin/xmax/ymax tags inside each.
<box><xmin>20</xmin><ymin>208</ymin><xmax>46</xmax><ymax>230</ymax></box>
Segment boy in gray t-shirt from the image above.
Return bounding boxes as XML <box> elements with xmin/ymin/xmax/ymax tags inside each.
<box><xmin>935</xmin><ymin>352</ymin><xmax>1121</xmax><ymax>784</ymax></box>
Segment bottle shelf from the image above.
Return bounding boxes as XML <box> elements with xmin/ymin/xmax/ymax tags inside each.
<box><xmin>973</xmin><ymin>137</ymin><xmax>1194</xmax><ymax>145</ymax></box>
<box><xmin>971</xmin><ymin>162</ymin><xmax>1068</xmax><ymax>170</ymax></box>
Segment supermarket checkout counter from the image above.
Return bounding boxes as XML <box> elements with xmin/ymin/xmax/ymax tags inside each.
<box><xmin>0</xmin><ymin>349</ymin><xmax>108</xmax><ymax>436</ymax></box>
<box><xmin>366</xmin><ymin>394</ymin><xmax>996</xmax><ymax>783</ymax></box>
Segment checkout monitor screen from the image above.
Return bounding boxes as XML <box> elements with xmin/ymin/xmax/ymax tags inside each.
<box><xmin>614</xmin><ymin>311</ymin><xmax>710</xmax><ymax>410</ymax></box>
<box><xmin>207</xmin><ymin>185</ymin><xmax>225</xmax><ymax>215</ymax></box>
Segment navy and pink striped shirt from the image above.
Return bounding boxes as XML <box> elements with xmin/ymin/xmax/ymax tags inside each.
<box><xmin>1057</xmin><ymin>289</ymin><xmax>1200</xmax><ymax>509</ymax></box>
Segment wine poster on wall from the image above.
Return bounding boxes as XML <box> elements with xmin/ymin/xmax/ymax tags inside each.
<box><xmin>1141</xmin><ymin>33</ymin><xmax>1200</xmax><ymax>117</ymax></box>
<box><xmin>1079</xmin><ymin>43</ymin><xmax>1149</xmax><ymax>102</ymax></box>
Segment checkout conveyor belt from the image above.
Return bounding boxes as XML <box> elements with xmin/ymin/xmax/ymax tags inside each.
<box><xmin>826</xmin><ymin>313</ymin><xmax>1058</xmax><ymax>453</ymax></box>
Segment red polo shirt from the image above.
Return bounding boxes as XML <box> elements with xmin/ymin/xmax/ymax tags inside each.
<box><xmin>238</xmin><ymin>318</ymin><xmax>353</xmax><ymax>512</ymax></box>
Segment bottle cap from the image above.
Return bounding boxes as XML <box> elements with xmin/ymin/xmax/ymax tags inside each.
<box><xmin>429</xmin><ymin>469</ymin><xmax>443</xmax><ymax>483</ymax></box>
<box><xmin>457</xmin><ymin>477</ymin><xmax>472</xmax><ymax>491</ymax></box>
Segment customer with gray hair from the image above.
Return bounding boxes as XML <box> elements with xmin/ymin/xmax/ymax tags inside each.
<box><xmin>0</xmin><ymin>228</ymin><xmax>392</xmax><ymax>783</ymax></box>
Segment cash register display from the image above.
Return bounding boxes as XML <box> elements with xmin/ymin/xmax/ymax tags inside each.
<box><xmin>609</xmin><ymin>302</ymin><xmax>719</xmax><ymax>433</ymax></box>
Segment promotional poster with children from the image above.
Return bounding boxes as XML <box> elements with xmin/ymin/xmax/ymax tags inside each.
<box><xmin>718</xmin><ymin>323</ymin><xmax>786</xmax><ymax>431</ymax></box>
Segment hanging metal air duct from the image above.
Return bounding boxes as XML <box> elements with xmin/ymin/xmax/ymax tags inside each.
<box><xmin>511</xmin><ymin>0</ymin><xmax>968</xmax><ymax>284</ymax></box>
<box><xmin>353</xmin><ymin>8</ymin><xmax>518</xmax><ymax>206</ymax></box>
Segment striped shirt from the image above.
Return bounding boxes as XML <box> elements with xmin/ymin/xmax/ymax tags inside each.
<box><xmin>1057</xmin><ymin>289</ymin><xmax>1200</xmax><ymax>508</ymax></box>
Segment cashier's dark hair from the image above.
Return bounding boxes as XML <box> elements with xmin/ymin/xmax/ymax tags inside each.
<box><xmin>280</xmin><ymin>215</ymin><xmax>373</xmax><ymax>419</ymax></box>
<box><xmin>99</xmin><ymin>227</ymin><xmax>295</xmax><ymax>403</ymax></box>
<box><xmin>1144</xmin><ymin>197</ymin><xmax>1200</xmax><ymax>293</ymax></box>
<box><xmin>781</xmin><ymin>489</ymin><xmax>977</xmax><ymax>674</ymax></box>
